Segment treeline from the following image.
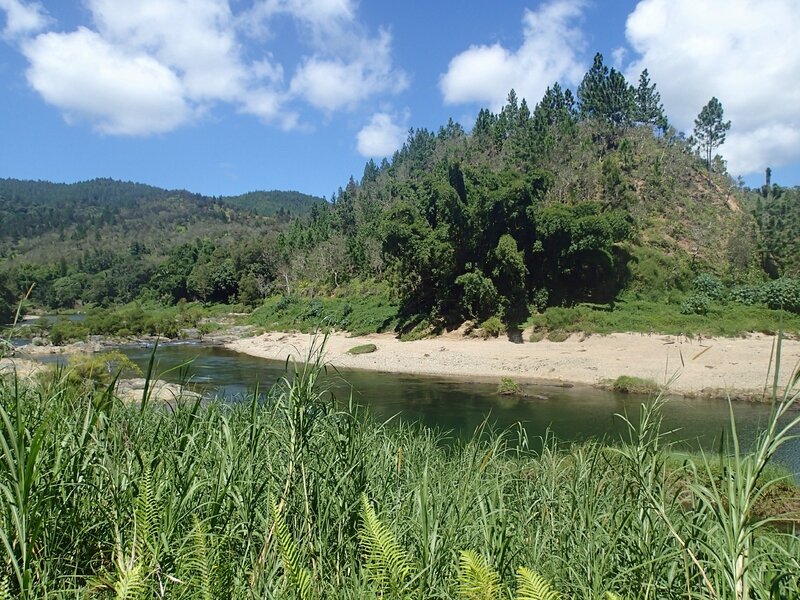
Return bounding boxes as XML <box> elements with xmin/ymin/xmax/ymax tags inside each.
<box><xmin>269</xmin><ymin>53</ymin><xmax>777</xmax><ymax>330</ymax></box>
<box><xmin>3</xmin><ymin>53</ymin><xmax>799</xmax><ymax>329</ymax></box>
<box><xmin>0</xmin><ymin>179</ymin><xmax>325</xmax><ymax>318</ymax></box>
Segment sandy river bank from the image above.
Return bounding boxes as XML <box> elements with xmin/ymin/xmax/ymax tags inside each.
<box><xmin>226</xmin><ymin>330</ymin><xmax>800</xmax><ymax>400</ymax></box>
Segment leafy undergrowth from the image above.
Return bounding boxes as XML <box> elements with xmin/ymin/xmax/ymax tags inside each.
<box><xmin>526</xmin><ymin>296</ymin><xmax>800</xmax><ymax>338</ymax></box>
<box><xmin>249</xmin><ymin>288</ymin><xmax>398</xmax><ymax>336</ymax></box>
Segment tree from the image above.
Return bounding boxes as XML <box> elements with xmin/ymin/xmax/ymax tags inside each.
<box><xmin>633</xmin><ymin>69</ymin><xmax>667</xmax><ymax>132</ymax></box>
<box><xmin>693</xmin><ymin>97</ymin><xmax>731</xmax><ymax>176</ymax></box>
<box><xmin>577</xmin><ymin>53</ymin><xmax>636</xmax><ymax>139</ymax></box>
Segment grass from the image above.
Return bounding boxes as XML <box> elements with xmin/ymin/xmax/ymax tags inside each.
<box><xmin>497</xmin><ymin>377</ymin><xmax>521</xmax><ymax>395</ymax></box>
<box><xmin>347</xmin><ymin>343</ymin><xmax>377</xmax><ymax>355</ymax></box>
<box><xmin>607</xmin><ymin>375</ymin><xmax>662</xmax><ymax>395</ymax></box>
<box><xmin>525</xmin><ymin>296</ymin><xmax>800</xmax><ymax>338</ymax></box>
<box><xmin>0</xmin><ymin>337</ymin><xmax>798</xmax><ymax>598</ymax></box>
<box><xmin>249</xmin><ymin>289</ymin><xmax>399</xmax><ymax>336</ymax></box>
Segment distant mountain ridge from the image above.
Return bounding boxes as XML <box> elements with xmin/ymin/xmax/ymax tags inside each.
<box><xmin>219</xmin><ymin>190</ymin><xmax>324</xmax><ymax>217</ymax></box>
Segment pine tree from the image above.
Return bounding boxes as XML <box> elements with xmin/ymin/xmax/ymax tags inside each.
<box><xmin>634</xmin><ymin>69</ymin><xmax>667</xmax><ymax>132</ymax></box>
<box><xmin>693</xmin><ymin>97</ymin><xmax>731</xmax><ymax>176</ymax></box>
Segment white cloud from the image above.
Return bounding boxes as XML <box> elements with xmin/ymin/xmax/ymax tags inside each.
<box><xmin>0</xmin><ymin>0</ymin><xmax>48</xmax><ymax>40</ymax></box>
<box><xmin>2</xmin><ymin>0</ymin><xmax>402</xmax><ymax>136</ymax></box>
<box><xmin>440</xmin><ymin>0</ymin><xmax>586</xmax><ymax>110</ymax></box>
<box><xmin>625</xmin><ymin>0</ymin><xmax>800</xmax><ymax>176</ymax></box>
<box><xmin>356</xmin><ymin>112</ymin><xmax>406</xmax><ymax>157</ymax></box>
<box><xmin>290</xmin><ymin>29</ymin><xmax>407</xmax><ymax>112</ymax></box>
<box><xmin>23</xmin><ymin>28</ymin><xmax>190</xmax><ymax>135</ymax></box>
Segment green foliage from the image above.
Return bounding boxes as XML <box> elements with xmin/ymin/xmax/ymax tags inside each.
<box><xmin>608</xmin><ymin>375</ymin><xmax>660</xmax><ymax>395</ymax></box>
<box><xmin>458</xmin><ymin>550</ymin><xmax>503</xmax><ymax>600</ymax></box>
<box><xmin>515</xmin><ymin>567</ymin><xmax>561</xmax><ymax>600</ymax></box>
<box><xmin>456</xmin><ymin>271</ymin><xmax>500</xmax><ymax>321</ymax></box>
<box><xmin>497</xmin><ymin>377</ymin><xmax>521</xmax><ymax>396</ymax></box>
<box><xmin>68</xmin><ymin>351</ymin><xmax>142</xmax><ymax>387</ymax></box>
<box><xmin>693</xmin><ymin>97</ymin><xmax>731</xmax><ymax>172</ymax></box>
<box><xmin>359</xmin><ymin>494</ymin><xmax>412</xmax><ymax>596</ymax></box>
<box><xmin>250</xmin><ymin>285</ymin><xmax>398</xmax><ymax>335</ymax></box>
<box><xmin>680</xmin><ymin>293</ymin><xmax>711</xmax><ymax>315</ymax></box>
<box><xmin>348</xmin><ymin>343</ymin><xmax>377</xmax><ymax>355</ymax></box>
<box><xmin>762</xmin><ymin>277</ymin><xmax>800</xmax><ymax>312</ymax></box>
<box><xmin>0</xmin><ymin>346</ymin><xmax>798</xmax><ymax>597</ymax></box>
<box><xmin>479</xmin><ymin>316</ymin><xmax>505</xmax><ymax>338</ymax></box>
<box><xmin>272</xmin><ymin>497</ymin><xmax>316</xmax><ymax>600</ymax></box>
<box><xmin>692</xmin><ymin>273</ymin><xmax>727</xmax><ymax>300</ymax></box>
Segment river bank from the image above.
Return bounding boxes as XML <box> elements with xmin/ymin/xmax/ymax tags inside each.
<box><xmin>226</xmin><ymin>330</ymin><xmax>800</xmax><ymax>401</ymax></box>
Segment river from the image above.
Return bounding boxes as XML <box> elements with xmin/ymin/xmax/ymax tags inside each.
<box><xmin>50</xmin><ymin>341</ymin><xmax>795</xmax><ymax>477</ymax></box>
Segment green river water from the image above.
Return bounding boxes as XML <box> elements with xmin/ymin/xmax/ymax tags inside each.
<box><xmin>82</xmin><ymin>342</ymin><xmax>800</xmax><ymax>477</ymax></box>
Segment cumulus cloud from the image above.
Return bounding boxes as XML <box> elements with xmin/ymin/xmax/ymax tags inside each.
<box><xmin>87</xmin><ymin>0</ymin><xmax>248</xmax><ymax>101</ymax></box>
<box><xmin>625</xmin><ymin>0</ymin><xmax>800</xmax><ymax>176</ymax></box>
<box><xmin>23</xmin><ymin>28</ymin><xmax>190</xmax><ymax>135</ymax></box>
<box><xmin>0</xmin><ymin>0</ymin><xmax>48</xmax><ymax>40</ymax></box>
<box><xmin>356</xmin><ymin>112</ymin><xmax>406</xmax><ymax>157</ymax></box>
<box><xmin>1</xmin><ymin>0</ymin><xmax>404</xmax><ymax>136</ymax></box>
<box><xmin>291</xmin><ymin>30</ymin><xmax>407</xmax><ymax>112</ymax></box>
<box><xmin>440</xmin><ymin>0</ymin><xmax>586</xmax><ymax>110</ymax></box>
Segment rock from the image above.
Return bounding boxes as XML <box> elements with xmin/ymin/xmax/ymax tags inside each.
<box><xmin>115</xmin><ymin>378</ymin><xmax>200</xmax><ymax>404</ymax></box>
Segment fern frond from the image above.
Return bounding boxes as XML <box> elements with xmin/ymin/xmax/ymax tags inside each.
<box><xmin>358</xmin><ymin>494</ymin><xmax>412</xmax><ymax>593</ymax></box>
<box><xmin>457</xmin><ymin>549</ymin><xmax>502</xmax><ymax>600</ymax></box>
<box><xmin>271</xmin><ymin>496</ymin><xmax>315</xmax><ymax>600</ymax></box>
<box><xmin>605</xmin><ymin>593</ymin><xmax>625</xmax><ymax>600</ymax></box>
<box><xmin>176</xmin><ymin>516</ymin><xmax>214</xmax><ymax>600</ymax></box>
<box><xmin>134</xmin><ymin>462</ymin><xmax>158</xmax><ymax>563</ymax></box>
<box><xmin>515</xmin><ymin>567</ymin><xmax>560</xmax><ymax>600</ymax></box>
<box><xmin>0</xmin><ymin>575</ymin><xmax>10</xmax><ymax>600</ymax></box>
<box><xmin>113</xmin><ymin>543</ymin><xmax>146</xmax><ymax>600</ymax></box>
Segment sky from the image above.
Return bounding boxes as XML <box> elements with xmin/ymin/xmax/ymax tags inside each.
<box><xmin>1</xmin><ymin>0</ymin><xmax>798</xmax><ymax>199</ymax></box>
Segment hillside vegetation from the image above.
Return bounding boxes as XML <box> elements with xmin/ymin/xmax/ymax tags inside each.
<box><xmin>2</xmin><ymin>53</ymin><xmax>799</xmax><ymax>337</ymax></box>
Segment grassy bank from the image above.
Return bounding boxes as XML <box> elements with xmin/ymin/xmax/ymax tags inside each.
<box><xmin>0</xmin><ymin>347</ymin><xmax>798</xmax><ymax>598</ymax></box>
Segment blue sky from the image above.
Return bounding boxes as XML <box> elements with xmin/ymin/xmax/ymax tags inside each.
<box><xmin>1</xmin><ymin>0</ymin><xmax>798</xmax><ymax>198</ymax></box>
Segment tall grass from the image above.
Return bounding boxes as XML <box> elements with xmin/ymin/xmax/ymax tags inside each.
<box><xmin>0</xmin><ymin>342</ymin><xmax>797</xmax><ymax>598</ymax></box>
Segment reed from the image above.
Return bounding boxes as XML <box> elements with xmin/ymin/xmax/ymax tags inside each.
<box><xmin>0</xmin><ymin>339</ymin><xmax>797</xmax><ymax>598</ymax></box>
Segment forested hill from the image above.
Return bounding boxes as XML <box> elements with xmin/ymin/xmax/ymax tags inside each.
<box><xmin>0</xmin><ymin>178</ymin><xmax>323</xmax><ymax>243</ymax></box>
<box><xmin>1</xmin><ymin>52</ymin><xmax>799</xmax><ymax>330</ymax></box>
<box><xmin>268</xmin><ymin>55</ymin><xmax>800</xmax><ymax>331</ymax></box>
<box><xmin>0</xmin><ymin>178</ymin><xmax>324</xmax><ymax>314</ymax></box>
<box><xmin>220</xmin><ymin>190</ymin><xmax>323</xmax><ymax>217</ymax></box>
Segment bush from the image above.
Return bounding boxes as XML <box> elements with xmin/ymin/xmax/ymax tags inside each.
<box><xmin>692</xmin><ymin>273</ymin><xmax>727</xmax><ymax>301</ymax></box>
<box><xmin>456</xmin><ymin>271</ymin><xmax>500</xmax><ymax>320</ymax></box>
<box><xmin>762</xmin><ymin>278</ymin><xmax>800</xmax><ymax>313</ymax></box>
<box><xmin>730</xmin><ymin>284</ymin><xmax>763</xmax><ymax>306</ymax></box>
<box><xmin>680</xmin><ymin>293</ymin><xmax>711</xmax><ymax>315</ymax></box>
<box><xmin>497</xmin><ymin>377</ymin><xmax>521</xmax><ymax>395</ymax></box>
<box><xmin>478</xmin><ymin>316</ymin><xmax>505</xmax><ymax>338</ymax></box>
<box><xmin>347</xmin><ymin>343</ymin><xmax>377</xmax><ymax>355</ymax></box>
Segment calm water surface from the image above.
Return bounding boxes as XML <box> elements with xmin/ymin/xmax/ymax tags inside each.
<box><xmin>34</xmin><ymin>341</ymin><xmax>800</xmax><ymax>476</ymax></box>
<box><xmin>113</xmin><ymin>343</ymin><xmax>800</xmax><ymax>476</ymax></box>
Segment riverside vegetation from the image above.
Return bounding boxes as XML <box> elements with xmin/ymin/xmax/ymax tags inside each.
<box><xmin>2</xmin><ymin>53</ymin><xmax>800</xmax><ymax>341</ymax></box>
<box><xmin>0</xmin><ymin>337</ymin><xmax>798</xmax><ymax>599</ymax></box>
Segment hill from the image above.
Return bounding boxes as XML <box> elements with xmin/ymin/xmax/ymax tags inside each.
<box><xmin>2</xmin><ymin>53</ymin><xmax>798</xmax><ymax>335</ymax></box>
<box><xmin>0</xmin><ymin>178</ymin><xmax>321</xmax><ymax>314</ymax></box>
<box><xmin>219</xmin><ymin>190</ymin><xmax>324</xmax><ymax>217</ymax></box>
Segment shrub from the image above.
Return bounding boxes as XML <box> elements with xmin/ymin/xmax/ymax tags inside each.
<box><xmin>348</xmin><ymin>343</ymin><xmax>377</xmax><ymax>355</ymax></box>
<box><xmin>497</xmin><ymin>377</ymin><xmax>521</xmax><ymax>395</ymax></box>
<box><xmin>762</xmin><ymin>277</ymin><xmax>800</xmax><ymax>313</ymax></box>
<box><xmin>692</xmin><ymin>273</ymin><xmax>727</xmax><ymax>301</ymax></box>
<box><xmin>456</xmin><ymin>271</ymin><xmax>500</xmax><ymax>320</ymax></box>
<box><xmin>478</xmin><ymin>316</ymin><xmax>505</xmax><ymax>338</ymax></box>
<box><xmin>730</xmin><ymin>284</ymin><xmax>763</xmax><ymax>306</ymax></box>
<box><xmin>680</xmin><ymin>293</ymin><xmax>711</xmax><ymax>315</ymax></box>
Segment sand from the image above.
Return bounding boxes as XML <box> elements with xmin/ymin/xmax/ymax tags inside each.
<box><xmin>226</xmin><ymin>330</ymin><xmax>800</xmax><ymax>400</ymax></box>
